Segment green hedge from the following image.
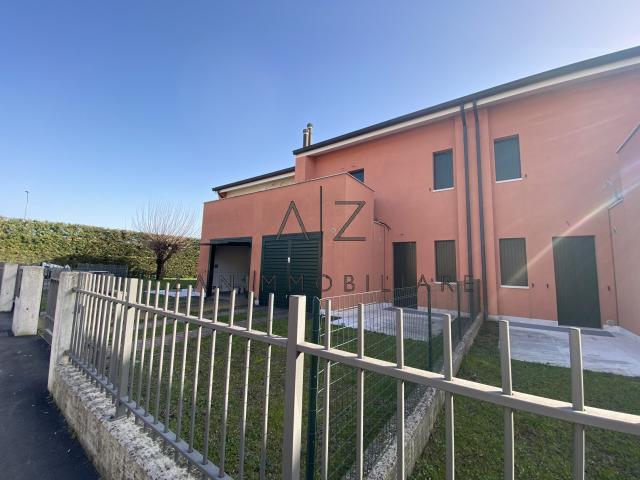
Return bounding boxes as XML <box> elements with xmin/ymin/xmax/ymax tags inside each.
<box><xmin>0</xmin><ymin>217</ymin><xmax>198</xmax><ymax>278</ymax></box>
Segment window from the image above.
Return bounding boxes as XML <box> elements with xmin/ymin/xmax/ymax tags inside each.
<box><xmin>494</xmin><ymin>136</ymin><xmax>521</xmax><ymax>181</ymax></box>
<box><xmin>499</xmin><ymin>238</ymin><xmax>528</xmax><ymax>287</ymax></box>
<box><xmin>349</xmin><ymin>169</ymin><xmax>364</xmax><ymax>182</ymax></box>
<box><xmin>433</xmin><ymin>150</ymin><xmax>454</xmax><ymax>190</ymax></box>
<box><xmin>435</xmin><ymin>240</ymin><xmax>456</xmax><ymax>282</ymax></box>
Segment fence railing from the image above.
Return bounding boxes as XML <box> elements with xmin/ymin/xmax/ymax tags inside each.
<box><xmin>55</xmin><ymin>272</ymin><xmax>640</xmax><ymax>480</ymax></box>
<box><xmin>66</xmin><ymin>272</ymin><xmax>286</xmax><ymax>478</ymax></box>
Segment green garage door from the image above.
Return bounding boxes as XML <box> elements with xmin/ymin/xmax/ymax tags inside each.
<box><xmin>260</xmin><ymin>232</ymin><xmax>322</xmax><ymax>308</ymax></box>
<box><xmin>552</xmin><ymin>236</ymin><xmax>601</xmax><ymax>328</ymax></box>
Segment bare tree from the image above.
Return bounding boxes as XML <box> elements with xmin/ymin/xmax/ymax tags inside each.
<box><xmin>133</xmin><ymin>202</ymin><xmax>197</xmax><ymax>280</ymax></box>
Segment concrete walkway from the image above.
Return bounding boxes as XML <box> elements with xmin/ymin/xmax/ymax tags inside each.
<box><xmin>507</xmin><ymin>318</ymin><xmax>640</xmax><ymax>377</ymax></box>
<box><xmin>0</xmin><ymin>312</ymin><xmax>98</xmax><ymax>479</ymax></box>
<box><xmin>330</xmin><ymin>302</ymin><xmax>447</xmax><ymax>341</ymax></box>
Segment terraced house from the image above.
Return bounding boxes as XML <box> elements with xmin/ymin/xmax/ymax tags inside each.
<box><xmin>198</xmin><ymin>46</ymin><xmax>640</xmax><ymax>332</ymax></box>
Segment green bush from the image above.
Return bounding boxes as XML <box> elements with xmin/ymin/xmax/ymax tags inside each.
<box><xmin>0</xmin><ymin>217</ymin><xmax>198</xmax><ymax>278</ymax></box>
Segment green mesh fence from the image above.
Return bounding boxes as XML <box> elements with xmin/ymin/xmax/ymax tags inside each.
<box><xmin>305</xmin><ymin>279</ymin><xmax>482</xmax><ymax>479</ymax></box>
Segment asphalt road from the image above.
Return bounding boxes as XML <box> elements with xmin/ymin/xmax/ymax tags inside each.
<box><xmin>0</xmin><ymin>312</ymin><xmax>98</xmax><ymax>479</ymax></box>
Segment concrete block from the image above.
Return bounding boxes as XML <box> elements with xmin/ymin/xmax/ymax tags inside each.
<box><xmin>0</xmin><ymin>263</ymin><xmax>18</xmax><ymax>312</ymax></box>
<box><xmin>51</xmin><ymin>363</ymin><xmax>198</xmax><ymax>480</ymax></box>
<box><xmin>12</xmin><ymin>266</ymin><xmax>44</xmax><ymax>336</ymax></box>
<box><xmin>48</xmin><ymin>271</ymin><xmax>79</xmax><ymax>391</ymax></box>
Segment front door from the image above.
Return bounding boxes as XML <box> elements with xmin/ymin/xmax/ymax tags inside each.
<box><xmin>393</xmin><ymin>242</ymin><xmax>417</xmax><ymax>307</ymax></box>
<box><xmin>552</xmin><ymin>236</ymin><xmax>601</xmax><ymax>328</ymax></box>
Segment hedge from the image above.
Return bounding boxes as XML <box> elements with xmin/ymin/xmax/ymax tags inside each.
<box><xmin>0</xmin><ymin>217</ymin><xmax>199</xmax><ymax>278</ymax></box>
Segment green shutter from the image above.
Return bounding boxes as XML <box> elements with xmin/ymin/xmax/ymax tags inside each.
<box><xmin>435</xmin><ymin>240</ymin><xmax>456</xmax><ymax>282</ymax></box>
<box><xmin>494</xmin><ymin>136</ymin><xmax>521</xmax><ymax>181</ymax></box>
<box><xmin>433</xmin><ymin>150</ymin><xmax>454</xmax><ymax>190</ymax></box>
<box><xmin>499</xmin><ymin>238</ymin><xmax>528</xmax><ymax>286</ymax></box>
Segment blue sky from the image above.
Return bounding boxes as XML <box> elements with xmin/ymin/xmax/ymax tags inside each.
<box><xmin>1</xmin><ymin>1</ymin><xmax>639</xmax><ymax>230</ymax></box>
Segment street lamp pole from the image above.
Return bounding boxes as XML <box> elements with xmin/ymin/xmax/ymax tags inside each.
<box><xmin>24</xmin><ymin>190</ymin><xmax>29</xmax><ymax>219</ymax></box>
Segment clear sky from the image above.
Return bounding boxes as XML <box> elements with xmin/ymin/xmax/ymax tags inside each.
<box><xmin>1</xmin><ymin>1</ymin><xmax>639</xmax><ymax>230</ymax></box>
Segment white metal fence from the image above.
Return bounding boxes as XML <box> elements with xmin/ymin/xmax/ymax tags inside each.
<box><xmin>58</xmin><ymin>272</ymin><xmax>640</xmax><ymax>479</ymax></box>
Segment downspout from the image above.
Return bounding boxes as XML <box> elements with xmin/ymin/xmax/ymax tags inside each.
<box><xmin>472</xmin><ymin>102</ymin><xmax>489</xmax><ymax>320</ymax></box>
<box><xmin>460</xmin><ymin>104</ymin><xmax>473</xmax><ymax>278</ymax></box>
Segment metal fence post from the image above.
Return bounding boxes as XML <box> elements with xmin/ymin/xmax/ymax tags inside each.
<box><xmin>283</xmin><ymin>295</ymin><xmax>306</xmax><ymax>480</ymax></box>
<box><xmin>305</xmin><ymin>297</ymin><xmax>321</xmax><ymax>479</ymax></box>
<box><xmin>427</xmin><ymin>285</ymin><xmax>433</xmax><ymax>371</ymax></box>
<box><xmin>443</xmin><ymin>314</ymin><xmax>455</xmax><ymax>480</ymax></box>
<box><xmin>569</xmin><ymin>328</ymin><xmax>585</xmax><ymax>480</ymax></box>
<box><xmin>114</xmin><ymin>278</ymin><xmax>138</xmax><ymax>418</ymax></box>
<box><xmin>456</xmin><ymin>281</ymin><xmax>462</xmax><ymax>342</ymax></box>
<box><xmin>499</xmin><ymin>320</ymin><xmax>515</xmax><ymax>480</ymax></box>
<box><xmin>47</xmin><ymin>271</ymin><xmax>79</xmax><ymax>391</ymax></box>
<box><xmin>396</xmin><ymin>307</ymin><xmax>405</xmax><ymax>480</ymax></box>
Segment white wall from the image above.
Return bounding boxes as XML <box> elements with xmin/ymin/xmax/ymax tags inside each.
<box><xmin>213</xmin><ymin>245</ymin><xmax>251</xmax><ymax>292</ymax></box>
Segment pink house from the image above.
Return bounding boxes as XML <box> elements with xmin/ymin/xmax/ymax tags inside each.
<box><xmin>198</xmin><ymin>46</ymin><xmax>640</xmax><ymax>330</ymax></box>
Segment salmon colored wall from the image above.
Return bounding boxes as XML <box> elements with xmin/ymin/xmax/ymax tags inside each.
<box><xmin>294</xmin><ymin>69</ymin><xmax>640</xmax><ymax>323</ymax></box>
<box><xmin>198</xmin><ymin>173</ymin><xmax>376</xmax><ymax>301</ymax></box>
<box><xmin>485</xmin><ymin>72</ymin><xmax>640</xmax><ymax>322</ymax></box>
<box><xmin>304</xmin><ymin>118</ymin><xmax>460</xmax><ymax>292</ymax></box>
<box><xmin>610</xmin><ymin>128</ymin><xmax>640</xmax><ymax>335</ymax></box>
<box><xmin>199</xmin><ymin>67</ymin><xmax>640</xmax><ymax>323</ymax></box>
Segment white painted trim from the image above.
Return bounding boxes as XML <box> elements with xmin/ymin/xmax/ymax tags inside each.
<box><xmin>432</xmin><ymin>187</ymin><xmax>454</xmax><ymax>192</ymax></box>
<box><xmin>297</xmin><ymin>56</ymin><xmax>640</xmax><ymax>158</ymax></box>
<box><xmin>495</xmin><ymin>177</ymin><xmax>523</xmax><ymax>184</ymax></box>
<box><xmin>500</xmin><ymin>285</ymin><xmax>529</xmax><ymax>289</ymax></box>
<box><xmin>218</xmin><ymin>171</ymin><xmax>295</xmax><ymax>194</ymax></box>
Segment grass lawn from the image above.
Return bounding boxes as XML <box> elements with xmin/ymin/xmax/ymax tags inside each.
<box><xmin>130</xmin><ymin>317</ymin><xmax>291</xmax><ymax>479</ymax></box>
<box><xmin>128</xmin><ymin>309</ymin><xmax>464</xmax><ymax>479</ymax></box>
<box><xmin>162</xmin><ymin>277</ymin><xmax>198</xmax><ymax>289</ymax></box>
<box><xmin>411</xmin><ymin>321</ymin><xmax>640</xmax><ymax>480</ymax></box>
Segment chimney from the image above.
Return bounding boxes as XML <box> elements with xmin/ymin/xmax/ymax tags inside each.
<box><xmin>302</xmin><ymin>127</ymin><xmax>309</xmax><ymax>147</ymax></box>
<box><xmin>307</xmin><ymin>123</ymin><xmax>313</xmax><ymax>145</ymax></box>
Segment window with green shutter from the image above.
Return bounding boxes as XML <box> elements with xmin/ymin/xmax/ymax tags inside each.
<box><xmin>435</xmin><ymin>240</ymin><xmax>456</xmax><ymax>282</ymax></box>
<box><xmin>499</xmin><ymin>238</ymin><xmax>528</xmax><ymax>287</ymax></box>
<box><xmin>433</xmin><ymin>149</ymin><xmax>454</xmax><ymax>190</ymax></box>
<box><xmin>494</xmin><ymin>136</ymin><xmax>521</xmax><ymax>181</ymax></box>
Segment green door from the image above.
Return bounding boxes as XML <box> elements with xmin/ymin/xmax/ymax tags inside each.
<box><xmin>393</xmin><ymin>242</ymin><xmax>417</xmax><ymax>307</ymax></box>
<box><xmin>260</xmin><ymin>232</ymin><xmax>321</xmax><ymax>308</ymax></box>
<box><xmin>552</xmin><ymin>236</ymin><xmax>601</xmax><ymax>328</ymax></box>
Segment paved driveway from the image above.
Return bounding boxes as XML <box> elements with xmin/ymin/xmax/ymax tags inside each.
<box><xmin>0</xmin><ymin>312</ymin><xmax>98</xmax><ymax>480</ymax></box>
<box><xmin>507</xmin><ymin>319</ymin><xmax>640</xmax><ymax>377</ymax></box>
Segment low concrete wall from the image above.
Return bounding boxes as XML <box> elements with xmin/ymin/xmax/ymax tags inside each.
<box><xmin>0</xmin><ymin>263</ymin><xmax>18</xmax><ymax>312</ymax></box>
<box><xmin>50</xmin><ymin>362</ymin><xmax>197</xmax><ymax>480</ymax></box>
<box><xmin>12</xmin><ymin>266</ymin><xmax>44</xmax><ymax>336</ymax></box>
<box><xmin>367</xmin><ymin>315</ymin><xmax>485</xmax><ymax>480</ymax></box>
